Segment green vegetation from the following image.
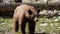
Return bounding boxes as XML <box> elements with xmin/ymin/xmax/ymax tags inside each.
<box><xmin>0</xmin><ymin>16</ymin><xmax>60</xmax><ymax>34</ymax></box>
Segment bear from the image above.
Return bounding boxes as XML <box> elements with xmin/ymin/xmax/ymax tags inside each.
<box><xmin>13</xmin><ymin>4</ymin><xmax>38</xmax><ymax>34</ymax></box>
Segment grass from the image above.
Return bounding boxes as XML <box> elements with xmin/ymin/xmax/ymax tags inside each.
<box><xmin>0</xmin><ymin>16</ymin><xmax>60</xmax><ymax>34</ymax></box>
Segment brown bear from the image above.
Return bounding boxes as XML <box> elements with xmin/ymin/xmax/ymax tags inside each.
<box><xmin>13</xmin><ymin>4</ymin><xmax>38</xmax><ymax>34</ymax></box>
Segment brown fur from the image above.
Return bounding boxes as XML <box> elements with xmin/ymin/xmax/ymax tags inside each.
<box><xmin>13</xmin><ymin>4</ymin><xmax>37</xmax><ymax>34</ymax></box>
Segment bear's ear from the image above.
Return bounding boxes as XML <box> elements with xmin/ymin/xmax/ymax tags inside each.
<box><xmin>28</xmin><ymin>10</ymin><xmax>33</xmax><ymax>15</ymax></box>
<box><xmin>37</xmin><ymin>9</ymin><xmax>40</xmax><ymax>18</ymax></box>
<box><xmin>37</xmin><ymin>9</ymin><xmax>40</xmax><ymax>14</ymax></box>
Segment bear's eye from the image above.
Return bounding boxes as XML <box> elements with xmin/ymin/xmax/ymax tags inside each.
<box><xmin>28</xmin><ymin>10</ymin><xmax>32</xmax><ymax>15</ymax></box>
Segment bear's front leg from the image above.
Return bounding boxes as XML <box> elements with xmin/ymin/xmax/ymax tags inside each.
<box><xmin>28</xmin><ymin>20</ymin><xmax>36</xmax><ymax>34</ymax></box>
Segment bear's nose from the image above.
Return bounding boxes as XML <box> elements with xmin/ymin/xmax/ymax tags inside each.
<box><xmin>36</xmin><ymin>19</ymin><xmax>38</xmax><ymax>22</ymax></box>
<box><xmin>34</xmin><ymin>17</ymin><xmax>38</xmax><ymax>22</ymax></box>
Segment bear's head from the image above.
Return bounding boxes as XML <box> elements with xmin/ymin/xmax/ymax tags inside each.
<box><xmin>25</xmin><ymin>9</ymin><xmax>38</xmax><ymax>22</ymax></box>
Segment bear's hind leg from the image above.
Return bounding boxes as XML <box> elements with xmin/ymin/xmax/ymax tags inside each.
<box><xmin>13</xmin><ymin>17</ymin><xmax>19</xmax><ymax>34</ymax></box>
<box><xmin>19</xmin><ymin>17</ymin><xmax>27</xmax><ymax>34</ymax></box>
<box><xmin>21</xmin><ymin>19</ymin><xmax>27</xmax><ymax>34</ymax></box>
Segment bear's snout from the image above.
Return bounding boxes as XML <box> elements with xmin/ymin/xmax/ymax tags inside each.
<box><xmin>34</xmin><ymin>17</ymin><xmax>38</xmax><ymax>22</ymax></box>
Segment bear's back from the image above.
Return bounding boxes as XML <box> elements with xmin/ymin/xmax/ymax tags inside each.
<box><xmin>14</xmin><ymin>4</ymin><xmax>37</xmax><ymax>18</ymax></box>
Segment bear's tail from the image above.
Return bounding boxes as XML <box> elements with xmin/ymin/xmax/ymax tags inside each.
<box><xmin>15</xmin><ymin>19</ymin><xmax>19</xmax><ymax>32</ymax></box>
